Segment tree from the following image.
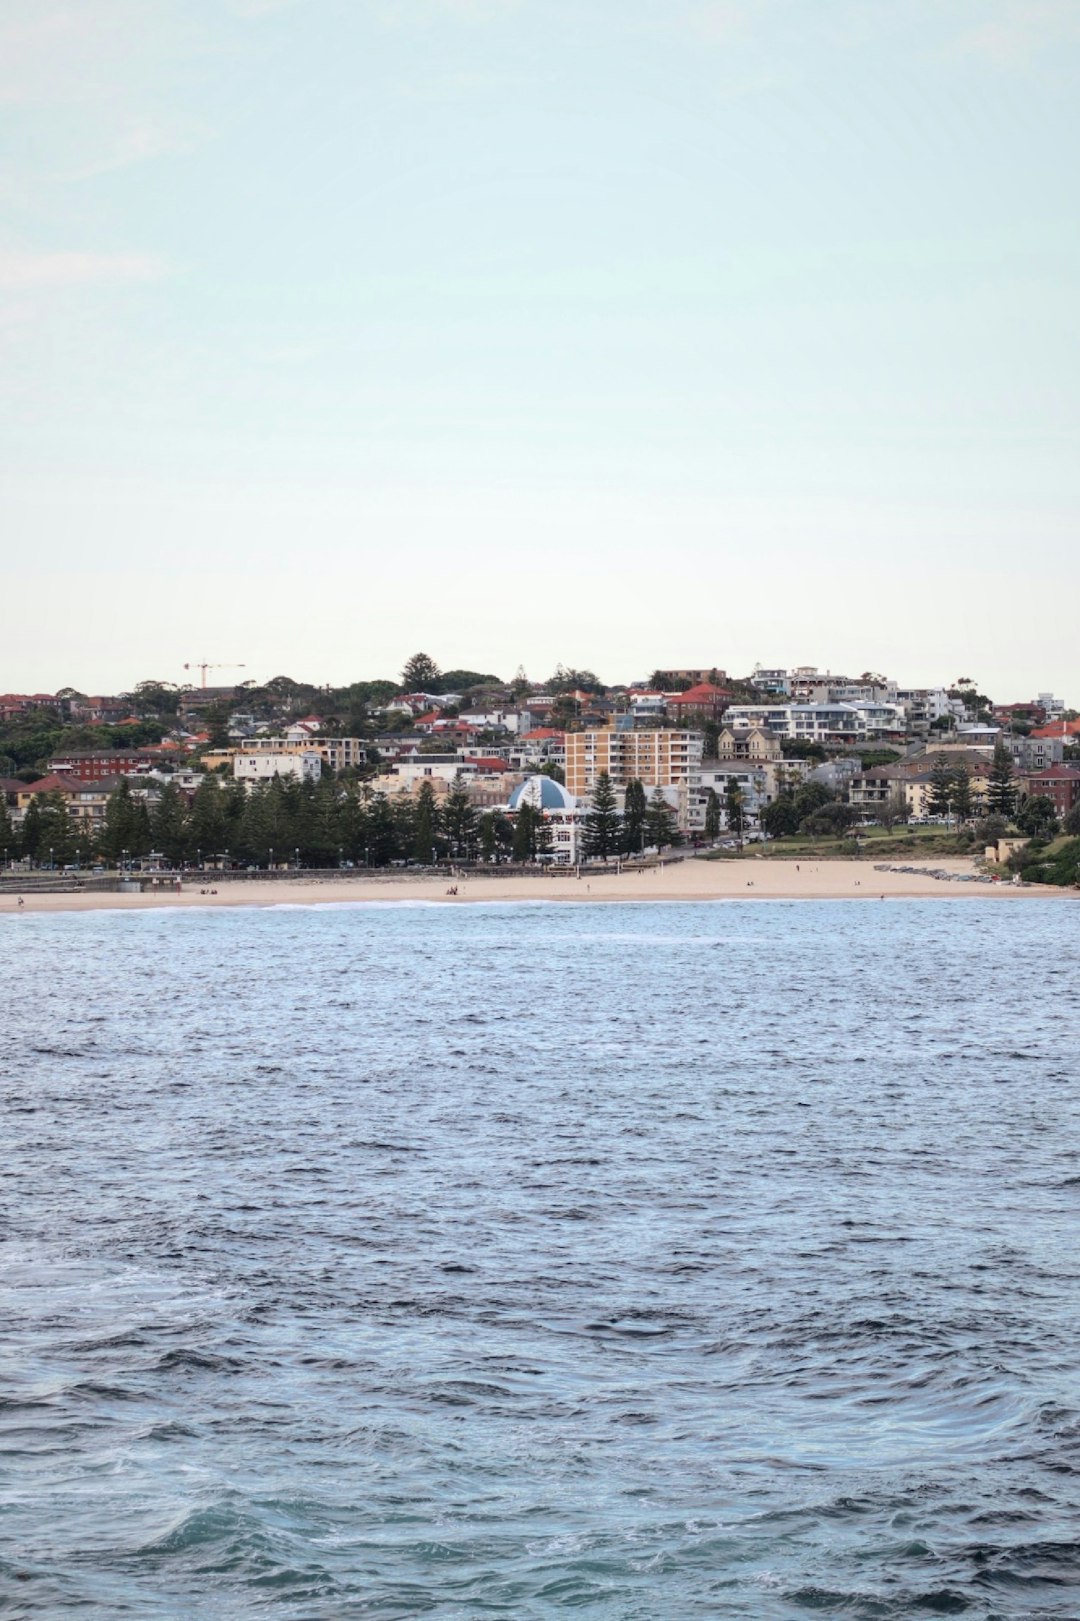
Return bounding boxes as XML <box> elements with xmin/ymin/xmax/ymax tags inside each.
<box><xmin>401</xmin><ymin>652</ymin><xmax>440</xmax><ymax>691</ymax></box>
<box><xmin>1016</xmin><ymin>795</ymin><xmax>1059</xmax><ymax>839</ymax></box>
<box><xmin>549</xmin><ymin>693</ymin><xmax>580</xmax><ymax>730</ymax></box>
<box><xmin>793</xmin><ymin>782</ymin><xmax>833</xmax><ymax>819</ymax></box>
<box><xmin>927</xmin><ymin>754</ymin><xmax>954</xmax><ymax>818</ymax></box>
<box><xmin>622</xmin><ymin>778</ymin><xmax>647</xmax><ymax>854</ymax></box>
<box><xmin>645</xmin><ymin>788</ymin><xmax>681</xmax><ymax>852</ymax></box>
<box><xmin>440</xmin><ymin>669</ymin><xmax>502</xmax><ymax>692</ymax></box>
<box><xmin>512</xmin><ymin>801</ymin><xmax>540</xmax><ymax>862</ymax></box>
<box><xmin>800</xmin><ymin>802</ymin><xmax>857</xmax><ymax>836</ymax></box>
<box><xmin>20</xmin><ymin>791</ymin><xmax>77</xmax><ymax>866</ymax></box>
<box><xmin>20</xmin><ymin>795</ymin><xmax>43</xmax><ymax>862</ymax></box>
<box><xmin>950</xmin><ymin>763</ymin><xmax>974</xmax><ymax>822</ymax></box>
<box><xmin>724</xmin><ymin>779</ymin><xmax>746</xmax><ymax>841</ymax></box>
<box><xmin>204</xmin><ymin>700</ymin><xmax>232</xmax><ymax>751</ymax></box>
<box><xmin>987</xmin><ymin>740</ymin><xmax>1017</xmax><ymax>817</ymax></box>
<box><xmin>366</xmin><ymin>794</ymin><xmax>397</xmax><ymax>866</ymax></box>
<box><xmin>1065</xmin><ymin>804</ymin><xmax>1080</xmax><ymax>837</ymax></box>
<box><xmin>130</xmin><ymin>680</ymin><xmax>180</xmax><ymax>717</ymax></box>
<box><xmin>413</xmin><ymin>780</ymin><xmax>439</xmax><ymax>864</ymax></box>
<box><xmin>479</xmin><ymin>811</ymin><xmax>497</xmax><ymax>862</ymax></box>
<box><xmin>0</xmin><ymin>795</ymin><xmax>14</xmax><ymax>863</ymax></box>
<box><xmin>583</xmin><ymin>772</ymin><xmax>620</xmax><ymax>860</ymax></box>
<box><xmin>760</xmin><ymin>796</ymin><xmax>801</xmax><ymax>838</ymax></box>
<box><xmin>704</xmin><ymin>787</ymin><xmax>721</xmax><ymax>839</ymax></box>
<box><xmin>102</xmin><ymin>780</ymin><xmax>151</xmax><ymax>864</ymax></box>
<box><xmin>151</xmin><ymin>781</ymin><xmax>191</xmax><ymax>865</ymax></box>
<box><xmin>189</xmin><ymin>773</ymin><xmax>227</xmax><ymax>858</ymax></box>
<box><xmin>974</xmin><ymin>814</ymin><xmax>1009</xmax><ymax>846</ymax></box>
<box><xmin>549</xmin><ymin>665</ymin><xmax>602</xmax><ymax>695</ymax></box>
<box><xmin>442</xmin><ymin>773</ymin><xmax>478</xmax><ymax>858</ymax></box>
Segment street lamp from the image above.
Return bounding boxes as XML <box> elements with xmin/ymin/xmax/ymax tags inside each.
<box><xmin>294</xmin><ymin>846</ymin><xmax>300</xmax><ymax>870</ymax></box>
<box><xmin>269</xmin><ymin>845</ymin><xmax>274</xmax><ymax>873</ymax></box>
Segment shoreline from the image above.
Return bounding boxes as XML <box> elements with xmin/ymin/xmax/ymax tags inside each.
<box><xmin>2</xmin><ymin>859</ymin><xmax>1074</xmax><ymax>916</ymax></box>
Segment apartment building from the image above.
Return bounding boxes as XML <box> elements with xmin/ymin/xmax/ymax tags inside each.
<box><xmin>721</xmin><ymin>703</ymin><xmax>905</xmax><ymax>741</ymax></box>
<box><xmin>238</xmin><ymin>735</ymin><xmax>368</xmax><ymax>772</ymax></box>
<box><xmin>234</xmin><ymin>750</ymin><xmax>322</xmax><ymax>783</ymax></box>
<box><xmin>564</xmin><ymin>728</ymin><xmax>703</xmax><ymax>797</ymax></box>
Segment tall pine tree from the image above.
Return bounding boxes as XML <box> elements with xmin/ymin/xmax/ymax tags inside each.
<box><xmin>622</xmin><ymin>778</ymin><xmax>647</xmax><ymax>854</ymax></box>
<box><xmin>987</xmin><ymin>740</ymin><xmax>1017</xmax><ymax>817</ymax></box>
<box><xmin>724</xmin><ymin>779</ymin><xmax>746</xmax><ymax>841</ymax></box>
<box><xmin>412</xmin><ymin>781</ymin><xmax>438</xmax><ymax>864</ymax></box>
<box><xmin>583</xmin><ymin>772</ymin><xmax>620</xmax><ymax>860</ymax></box>
<box><xmin>646</xmin><ymin>787</ymin><xmax>681</xmax><ymax>852</ymax></box>
<box><xmin>927</xmin><ymin>754</ymin><xmax>954</xmax><ymax>818</ymax></box>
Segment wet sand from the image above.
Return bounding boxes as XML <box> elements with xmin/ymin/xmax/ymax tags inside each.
<box><xmin>1</xmin><ymin>858</ymin><xmax>1071</xmax><ymax>915</ymax></box>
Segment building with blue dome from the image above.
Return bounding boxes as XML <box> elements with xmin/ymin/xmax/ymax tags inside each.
<box><xmin>507</xmin><ymin>775</ymin><xmax>584</xmax><ymax>863</ymax></box>
<box><xmin>508</xmin><ymin>776</ymin><xmax>576</xmax><ymax>814</ymax></box>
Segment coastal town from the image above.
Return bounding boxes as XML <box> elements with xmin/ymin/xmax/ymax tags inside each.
<box><xmin>2</xmin><ymin>656</ymin><xmax>1079</xmax><ymax>890</ymax></box>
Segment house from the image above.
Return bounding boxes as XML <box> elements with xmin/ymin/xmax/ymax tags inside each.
<box><xmin>1031</xmin><ymin>718</ymin><xmax>1080</xmax><ymax>741</ymax></box>
<box><xmin>715</xmin><ymin>725</ymin><xmax>781</xmax><ymax>762</ymax></box>
<box><xmin>665</xmin><ymin>682</ymin><xmax>733</xmax><ymax>723</ymax></box>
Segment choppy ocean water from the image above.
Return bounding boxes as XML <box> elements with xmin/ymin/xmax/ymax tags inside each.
<box><xmin>2</xmin><ymin>897</ymin><xmax>1079</xmax><ymax>1618</ymax></box>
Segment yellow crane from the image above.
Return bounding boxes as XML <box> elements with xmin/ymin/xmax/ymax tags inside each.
<box><xmin>183</xmin><ymin>661</ymin><xmax>246</xmax><ymax>689</ymax></box>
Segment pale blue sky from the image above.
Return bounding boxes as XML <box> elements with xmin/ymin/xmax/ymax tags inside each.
<box><xmin>2</xmin><ymin>0</ymin><xmax>1078</xmax><ymax>698</ymax></box>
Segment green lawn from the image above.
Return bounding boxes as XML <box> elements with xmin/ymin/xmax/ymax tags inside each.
<box><xmin>700</xmin><ymin>826</ymin><xmax>974</xmax><ymax>862</ymax></box>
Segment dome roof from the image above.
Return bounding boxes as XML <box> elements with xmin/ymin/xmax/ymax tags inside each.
<box><xmin>508</xmin><ymin>775</ymin><xmax>575</xmax><ymax>812</ymax></box>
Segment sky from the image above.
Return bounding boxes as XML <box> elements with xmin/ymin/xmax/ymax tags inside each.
<box><xmin>2</xmin><ymin>0</ymin><xmax>1078</xmax><ymax>699</ymax></box>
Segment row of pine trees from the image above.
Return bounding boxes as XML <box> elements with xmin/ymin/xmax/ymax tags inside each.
<box><xmin>4</xmin><ymin>770</ymin><xmax>683</xmax><ymax>869</ymax></box>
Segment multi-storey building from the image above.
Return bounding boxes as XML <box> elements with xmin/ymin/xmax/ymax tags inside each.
<box><xmin>721</xmin><ymin>703</ymin><xmax>905</xmax><ymax>741</ymax></box>
<box><xmin>234</xmin><ymin>750</ymin><xmax>322</xmax><ymax>783</ymax></box>
<box><xmin>50</xmin><ymin>749</ymin><xmax>168</xmax><ymax>781</ymax></box>
<box><xmin>564</xmin><ymin>729</ymin><xmax>703</xmax><ymax>797</ymax></box>
<box><xmin>1004</xmin><ymin>734</ymin><xmax>1064</xmax><ymax>771</ymax></box>
<box><xmin>1019</xmin><ymin>766</ymin><xmax>1080</xmax><ymax>817</ymax></box>
<box><xmin>238</xmin><ymin>736</ymin><xmax>368</xmax><ymax>773</ymax></box>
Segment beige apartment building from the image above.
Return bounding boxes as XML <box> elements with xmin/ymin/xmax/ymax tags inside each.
<box><xmin>564</xmin><ymin>728</ymin><xmax>703</xmax><ymax>797</ymax></box>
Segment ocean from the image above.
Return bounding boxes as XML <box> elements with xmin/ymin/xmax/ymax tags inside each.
<box><xmin>2</xmin><ymin>899</ymin><xmax>1079</xmax><ymax>1617</ymax></box>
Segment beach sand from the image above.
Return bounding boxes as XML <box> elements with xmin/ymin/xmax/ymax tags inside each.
<box><xmin>2</xmin><ymin>858</ymin><xmax>1072</xmax><ymax>915</ymax></box>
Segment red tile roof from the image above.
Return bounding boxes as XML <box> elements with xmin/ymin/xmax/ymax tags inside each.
<box><xmin>1031</xmin><ymin>719</ymin><xmax>1080</xmax><ymax>738</ymax></box>
<box><xmin>668</xmin><ymin>682</ymin><xmax>731</xmax><ymax>704</ymax></box>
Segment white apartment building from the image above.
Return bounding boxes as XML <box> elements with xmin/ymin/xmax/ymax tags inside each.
<box><xmin>240</xmin><ymin>735</ymin><xmax>367</xmax><ymax>772</ymax></box>
<box><xmin>234</xmin><ymin>750</ymin><xmax>322</xmax><ymax>784</ymax></box>
<box><xmin>894</xmin><ymin>688</ymin><xmax>958</xmax><ymax>726</ymax></box>
<box><xmin>689</xmin><ymin>763</ymin><xmax>771</xmax><ymax>832</ymax></box>
<box><xmin>721</xmin><ymin>703</ymin><xmax>906</xmax><ymax>740</ymax></box>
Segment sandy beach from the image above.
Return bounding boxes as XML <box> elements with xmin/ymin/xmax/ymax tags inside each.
<box><xmin>1</xmin><ymin>857</ymin><xmax>1073</xmax><ymax>915</ymax></box>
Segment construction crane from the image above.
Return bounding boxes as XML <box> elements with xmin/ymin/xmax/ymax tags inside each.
<box><xmin>183</xmin><ymin>661</ymin><xmax>246</xmax><ymax>689</ymax></box>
